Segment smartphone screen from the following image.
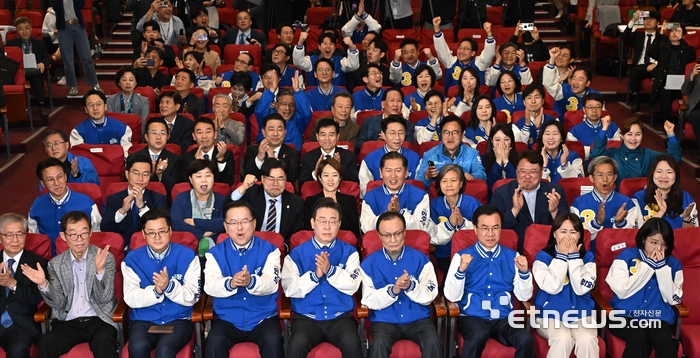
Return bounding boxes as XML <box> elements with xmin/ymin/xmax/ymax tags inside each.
<box><xmin>146</xmin><ymin>58</ymin><xmax>156</xmax><ymax>66</ymax></box>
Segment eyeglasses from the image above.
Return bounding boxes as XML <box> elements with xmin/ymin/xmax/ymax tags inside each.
<box><xmin>647</xmin><ymin>240</ymin><xmax>667</xmax><ymax>249</ymax></box>
<box><xmin>593</xmin><ymin>173</ymin><xmax>615</xmax><ymax>179</ymax></box>
<box><xmin>43</xmin><ymin>174</ymin><xmax>66</xmax><ymax>186</ymax></box>
<box><xmin>385</xmin><ymin>131</ymin><xmax>405</xmax><ymax>137</ymax></box>
<box><xmin>0</xmin><ymin>232</ymin><xmax>25</xmax><ymax>240</ymax></box>
<box><xmin>143</xmin><ymin>228</ymin><xmax>171</xmax><ymax>239</ymax></box>
<box><xmin>378</xmin><ymin>230</ymin><xmax>405</xmax><ymax>239</ymax></box>
<box><xmin>263</xmin><ymin>176</ymin><xmax>286</xmax><ymax>183</ymax></box>
<box><xmin>149</xmin><ymin>131</ymin><xmax>168</xmax><ymax>136</ymax></box>
<box><xmin>315</xmin><ymin>219</ymin><xmax>339</xmax><ymax>227</ymax></box>
<box><xmin>517</xmin><ymin>169</ymin><xmax>541</xmax><ymax>176</ymax></box>
<box><xmin>316</xmin><ymin>68</ymin><xmax>332</xmax><ymax>74</ymax></box>
<box><xmin>366</xmin><ymin>71</ymin><xmax>382</xmax><ymax>76</ymax></box>
<box><xmin>502</xmin><ymin>51</ymin><xmax>517</xmax><ymax>56</ymax></box>
<box><xmin>442</xmin><ymin>130</ymin><xmax>462</xmax><ymax>137</ymax></box>
<box><xmin>129</xmin><ymin>170</ymin><xmax>151</xmax><ymax>178</ymax></box>
<box><xmin>45</xmin><ymin>141</ymin><xmax>67</xmax><ymax>149</ymax></box>
<box><xmin>499</xmin><ymin>79</ymin><xmax>515</xmax><ymax>84</ymax></box>
<box><xmin>235</xmin><ymin>59</ymin><xmax>250</xmax><ymax>66</ymax></box>
<box><xmin>277</xmin><ymin>102</ymin><xmax>295</xmax><ymax>108</ymax></box>
<box><xmin>584</xmin><ymin>106</ymin><xmax>602</xmax><ymax>110</ymax></box>
<box><xmin>86</xmin><ymin>101</ymin><xmax>104</xmax><ymax>108</ymax></box>
<box><xmin>225</xmin><ymin>218</ymin><xmax>254</xmax><ymax>226</ymax></box>
<box><xmin>457</xmin><ymin>46</ymin><xmax>473</xmax><ymax>51</ymax></box>
<box><xmin>65</xmin><ymin>232</ymin><xmax>90</xmax><ymax>241</ymax></box>
<box><xmin>478</xmin><ymin>226</ymin><xmax>501</xmax><ymax>234</ymax></box>
<box><xmin>272</xmin><ymin>49</ymin><xmax>286</xmax><ymax>55</ymax></box>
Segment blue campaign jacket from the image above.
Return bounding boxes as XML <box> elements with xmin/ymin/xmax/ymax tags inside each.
<box><xmin>429</xmin><ymin>194</ymin><xmax>481</xmax><ymax>259</ymax></box>
<box><xmin>416</xmin><ymin>143</ymin><xmax>487</xmax><ymax>188</ymax></box>
<box><xmin>305</xmin><ymin>85</ymin><xmax>347</xmax><ymax>112</ymax></box>
<box><xmin>170</xmin><ymin>191</ymin><xmax>226</xmax><ymax>238</ymax></box>
<box><xmin>255</xmin><ymin>89</ymin><xmax>312</xmax><ymax>150</ymax></box>
<box><xmin>633</xmin><ymin>189</ymin><xmax>697</xmax><ymax>229</ymax></box>
<box><xmin>352</xmin><ymin>88</ymin><xmax>384</xmax><ymax>112</ymax></box>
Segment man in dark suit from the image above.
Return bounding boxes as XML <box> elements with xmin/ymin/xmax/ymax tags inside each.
<box><xmin>220</xmin><ymin>10</ymin><xmax>268</xmax><ymax>50</ymax></box>
<box><xmin>355</xmin><ymin>88</ymin><xmax>414</xmax><ymax>153</ymax></box>
<box><xmin>101</xmin><ymin>153</ymin><xmax>167</xmax><ymax>249</ymax></box>
<box><xmin>182</xmin><ymin>117</ymin><xmax>236</xmax><ymax>185</ymax></box>
<box><xmin>23</xmin><ymin>211</ymin><xmax>118</xmax><ymax>358</ymax></box>
<box><xmin>8</xmin><ymin>17</ymin><xmax>51</xmax><ymax>119</ymax></box>
<box><xmin>159</xmin><ymin>91</ymin><xmax>194</xmax><ymax>154</ymax></box>
<box><xmin>128</xmin><ymin>118</ymin><xmax>183</xmax><ymax>198</ymax></box>
<box><xmin>0</xmin><ymin>213</ymin><xmax>48</xmax><ymax>358</ymax></box>
<box><xmin>299</xmin><ymin>117</ymin><xmax>358</xmax><ymax>185</ymax></box>
<box><xmin>174</xmin><ymin>68</ymin><xmax>205</xmax><ymax>120</ymax></box>
<box><xmin>231</xmin><ymin>159</ymin><xmax>303</xmax><ymax>247</ymax></box>
<box><xmin>491</xmin><ymin>150</ymin><xmax>568</xmax><ymax>252</ymax></box>
<box><xmin>623</xmin><ymin>10</ymin><xmax>662</xmax><ymax>112</ymax></box>
<box><xmin>244</xmin><ymin>114</ymin><xmax>301</xmax><ymax>183</ymax></box>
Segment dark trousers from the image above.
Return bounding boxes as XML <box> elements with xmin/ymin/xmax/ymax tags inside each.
<box><xmin>628</xmin><ymin>64</ymin><xmax>653</xmax><ymax>94</ymax></box>
<box><xmin>287</xmin><ymin>312</ymin><xmax>363</xmax><ymax>358</ymax></box>
<box><xmin>457</xmin><ymin>316</ymin><xmax>534</xmax><ymax>358</ymax></box>
<box><xmin>657</xmin><ymin>89</ymin><xmax>683</xmax><ymax>123</ymax></box>
<box><xmin>369</xmin><ymin>318</ymin><xmax>442</xmax><ymax>358</ymax></box>
<box><xmin>0</xmin><ymin>324</ymin><xmax>34</xmax><ymax>358</ymax></box>
<box><xmin>608</xmin><ymin>318</ymin><xmax>678</xmax><ymax>358</ymax></box>
<box><xmin>685</xmin><ymin>105</ymin><xmax>700</xmax><ymax>148</ymax></box>
<box><xmin>26</xmin><ymin>72</ymin><xmax>45</xmax><ymax>106</ymax></box>
<box><xmin>38</xmin><ymin>317</ymin><xmax>118</xmax><ymax>358</ymax></box>
<box><xmin>382</xmin><ymin>16</ymin><xmax>413</xmax><ymax>29</ymax></box>
<box><xmin>128</xmin><ymin>319</ymin><xmax>194</xmax><ymax>358</ymax></box>
<box><xmin>205</xmin><ymin>316</ymin><xmax>284</xmax><ymax>358</ymax></box>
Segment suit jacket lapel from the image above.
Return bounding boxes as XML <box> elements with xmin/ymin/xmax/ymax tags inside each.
<box><xmin>535</xmin><ymin>186</ymin><xmax>549</xmax><ymax>223</ymax></box>
<box><xmin>61</xmin><ymin>251</ymin><xmax>75</xmax><ymax>306</ymax></box>
<box><xmin>85</xmin><ymin>246</ymin><xmax>96</xmax><ymax>298</ymax></box>
<box><xmin>279</xmin><ymin>192</ymin><xmax>289</xmax><ymax>236</ymax></box>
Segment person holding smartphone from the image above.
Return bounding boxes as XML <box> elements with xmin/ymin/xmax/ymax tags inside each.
<box><xmin>670</xmin><ymin>0</ymin><xmax>700</xmax><ymax>26</ymax></box>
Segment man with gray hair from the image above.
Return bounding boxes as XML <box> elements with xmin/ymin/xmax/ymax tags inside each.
<box><xmin>570</xmin><ymin>155</ymin><xmax>642</xmax><ymax>250</ymax></box>
<box><xmin>0</xmin><ymin>213</ymin><xmax>48</xmax><ymax>358</ymax></box>
<box><xmin>211</xmin><ymin>93</ymin><xmax>245</xmax><ymax>146</ymax></box>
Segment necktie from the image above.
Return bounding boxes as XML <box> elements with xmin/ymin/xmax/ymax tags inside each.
<box><xmin>167</xmin><ymin>121</ymin><xmax>174</xmax><ymax>133</ymax></box>
<box><xmin>266</xmin><ymin>199</ymin><xmax>277</xmax><ymax>232</ymax></box>
<box><xmin>324</xmin><ymin>155</ymin><xmax>331</xmax><ymax>159</ymax></box>
<box><xmin>239</xmin><ymin>33</ymin><xmax>246</xmax><ymax>45</ymax></box>
<box><xmin>644</xmin><ymin>34</ymin><xmax>653</xmax><ymax>65</ymax></box>
<box><xmin>151</xmin><ymin>154</ymin><xmax>159</xmax><ymax>162</ymax></box>
<box><xmin>1</xmin><ymin>259</ymin><xmax>15</xmax><ymax>328</ymax></box>
<box><xmin>204</xmin><ymin>153</ymin><xmax>210</xmax><ymax>161</ymax></box>
<box><xmin>22</xmin><ymin>41</ymin><xmax>29</xmax><ymax>54</ymax></box>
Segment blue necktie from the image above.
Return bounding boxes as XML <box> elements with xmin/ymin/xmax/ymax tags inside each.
<box><xmin>204</xmin><ymin>153</ymin><xmax>210</xmax><ymax>161</ymax></box>
<box><xmin>151</xmin><ymin>154</ymin><xmax>158</xmax><ymax>162</ymax></box>
<box><xmin>265</xmin><ymin>199</ymin><xmax>277</xmax><ymax>232</ymax></box>
<box><xmin>2</xmin><ymin>259</ymin><xmax>15</xmax><ymax>328</ymax></box>
<box><xmin>239</xmin><ymin>33</ymin><xmax>246</xmax><ymax>45</ymax></box>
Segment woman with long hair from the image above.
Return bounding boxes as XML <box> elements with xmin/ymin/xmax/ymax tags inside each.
<box><xmin>493</xmin><ymin>70</ymin><xmax>525</xmax><ymax>122</ymax></box>
<box><xmin>465</xmin><ymin>95</ymin><xmax>497</xmax><ymax>147</ymax></box>
<box><xmin>484</xmin><ymin>124</ymin><xmax>519</xmax><ymax>189</ymax></box>
<box><xmin>405</xmin><ymin>65</ymin><xmax>437</xmax><ymax>111</ymax></box>
<box><xmin>449</xmin><ymin>67</ymin><xmax>481</xmax><ymax>116</ymax></box>
<box><xmin>631</xmin><ymin>154</ymin><xmax>698</xmax><ymax>229</ymax></box>
<box><xmin>533</xmin><ymin>213</ymin><xmax>598</xmax><ymax>358</ymax></box>
<box><xmin>303</xmin><ymin>158</ymin><xmax>360</xmax><ymax>237</ymax></box>
<box><xmin>536</xmin><ymin>120</ymin><xmax>584</xmax><ymax>183</ymax></box>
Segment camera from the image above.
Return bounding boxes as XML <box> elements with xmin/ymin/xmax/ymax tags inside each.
<box><xmin>519</xmin><ymin>23</ymin><xmax>534</xmax><ymax>31</ymax></box>
<box><xmin>640</xmin><ymin>10</ymin><xmax>649</xmax><ymax>17</ymax></box>
<box><xmin>196</xmin><ymin>33</ymin><xmax>208</xmax><ymax>42</ymax></box>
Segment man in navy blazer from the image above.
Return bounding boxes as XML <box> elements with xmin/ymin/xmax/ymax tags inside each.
<box><xmin>299</xmin><ymin>117</ymin><xmax>359</xmax><ymax>185</ymax></box>
<box><xmin>7</xmin><ymin>17</ymin><xmax>51</xmax><ymax>118</ymax></box>
<box><xmin>101</xmin><ymin>154</ymin><xmax>167</xmax><ymax>249</ymax></box>
<box><xmin>355</xmin><ymin>88</ymin><xmax>414</xmax><ymax>153</ymax></box>
<box><xmin>0</xmin><ymin>213</ymin><xmax>48</xmax><ymax>358</ymax></box>
<box><xmin>491</xmin><ymin>150</ymin><xmax>568</xmax><ymax>252</ymax></box>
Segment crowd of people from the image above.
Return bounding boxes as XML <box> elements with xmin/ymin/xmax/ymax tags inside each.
<box><xmin>2</xmin><ymin>0</ymin><xmax>700</xmax><ymax>357</ymax></box>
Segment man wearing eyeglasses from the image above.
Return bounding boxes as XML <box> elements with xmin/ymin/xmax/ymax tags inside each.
<box><xmin>0</xmin><ymin>213</ymin><xmax>48</xmax><ymax>358</ymax></box>
<box><xmin>359</xmin><ymin>116</ymin><xmax>421</xmax><ymax>197</ymax></box>
<box><xmin>491</xmin><ymin>150</ymin><xmax>568</xmax><ymax>252</ymax></box>
<box><xmin>355</xmin><ymin>88</ymin><xmax>413</xmax><ymax>153</ymax></box>
<box><xmin>570</xmin><ymin>156</ymin><xmax>640</xmax><ymax>251</ymax></box>
<box><xmin>416</xmin><ymin>114</ymin><xmax>486</xmax><ymax>188</ymax></box>
<box><xmin>70</xmin><ymin>89</ymin><xmax>133</xmax><ymax>158</ymax></box>
<box><xmin>128</xmin><ymin>117</ymin><xmax>183</xmax><ymax>199</ymax></box>
<box><xmin>567</xmin><ymin>93</ymin><xmax>620</xmax><ymax>160</ymax></box>
<box><xmin>231</xmin><ymin>158</ymin><xmax>303</xmax><ymax>247</ymax></box>
<box><xmin>305</xmin><ymin>59</ymin><xmax>349</xmax><ymax>112</ymax></box>
<box><xmin>23</xmin><ymin>210</ymin><xmax>118</xmax><ymax>358</ymax></box>
<box><xmin>28</xmin><ymin>158</ymin><xmax>102</xmax><ymax>256</ymax></box>
<box><xmin>243</xmin><ymin>114</ymin><xmax>301</xmax><ymax>183</ymax></box>
<box><xmin>543</xmin><ymin>47</ymin><xmax>599</xmax><ymax>119</ymax></box>
<box><xmin>204</xmin><ymin>201</ymin><xmax>283</xmax><ymax>358</ymax></box>
<box><xmin>102</xmin><ymin>154</ymin><xmax>168</xmax><ymax>250</ymax></box>
<box><xmin>42</xmin><ymin>129</ymin><xmax>100</xmax><ymax>185</ymax></box>
<box><xmin>214</xmin><ymin>53</ymin><xmax>261</xmax><ymax>91</ymax></box>
<box><xmin>281</xmin><ymin>198</ymin><xmax>363</xmax><ymax>357</ymax></box>
<box><xmin>122</xmin><ymin>208</ymin><xmax>201</xmax><ymax>358</ymax></box>
<box><xmin>360</xmin><ymin>151</ymin><xmax>430</xmax><ymax>233</ymax></box>
<box><xmin>359</xmin><ymin>211</ymin><xmax>441</xmax><ymax>358</ymax></box>
<box><xmin>444</xmin><ymin>204</ymin><xmax>534</xmax><ymax>358</ymax></box>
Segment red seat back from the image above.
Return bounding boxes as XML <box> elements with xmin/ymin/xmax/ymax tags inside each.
<box><xmin>492</xmin><ymin>178</ymin><xmax>516</xmax><ymax>192</ymax></box>
<box><xmin>362</xmin><ymin>230</ymin><xmax>430</xmax><ymax>259</ymax></box>
<box><xmin>224</xmin><ymin>44</ymin><xmax>263</xmax><ymax>67</ymax></box>
<box><xmin>594</xmin><ymin>228</ymin><xmax>639</xmax><ymax>303</ymax></box>
<box><xmin>41</xmin><ymin>183</ymin><xmax>103</xmax><ymax>214</ymax></box>
<box><xmin>24</xmin><ymin>233</ymin><xmax>52</xmax><ymax>260</ymax></box>
<box><xmin>356</xmin><ymin>110</ymin><xmax>383</xmax><ymax>127</ymax></box>
<box><xmin>306</xmin><ymin>7</ymin><xmax>333</xmax><ymax>26</ymax></box>
<box><xmin>3</xmin><ymin>47</ymin><xmax>26</xmax><ymax>85</ymax></box>
<box><xmin>382</xmin><ymin>29</ymin><xmax>419</xmax><ymax>47</ymax></box>
<box><xmin>417</xmin><ymin>141</ymin><xmax>441</xmax><ymax>157</ymax></box>
<box><xmin>134</xmin><ymin>87</ymin><xmax>157</xmax><ymax>112</ymax></box>
<box><xmin>672</xmin><ymin>227</ymin><xmax>700</xmax><ymax>324</ymax></box>
<box><xmin>558</xmin><ymin>177</ymin><xmax>593</xmax><ymax>205</ymax></box>
<box><xmin>130</xmin><ymin>231</ymin><xmax>199</xmax><ymax>252</ymax></box>
<box><xmin>106</xmin><ymin>112</ymin><xmax>142</xmax><ymax>144</ymax></box>
<box><xmin>429</xmin><ymin>179</ymin><xmax>488</xmax><ymax>204</ymax></box>
<box><xmin>619</xmin><ymin>177</ymin><xmax>646</xmax><ymax>198</ymax></box>
<box><xmin>289</xmin><ymin>230</ymin><xmax>357</xmax><ymax>249</ymax></box>
<box><xmin>408</xmin><ymin>110</ymin><xmax>428</xmax><ymax>125</ymax></box>
<box><xmin>523</xmin><ymin>224</ymin><xmax>592</xmax><ymax>269</ymax></box>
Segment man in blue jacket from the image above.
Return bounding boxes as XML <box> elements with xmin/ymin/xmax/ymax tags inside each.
<box><xmin>70</xmin><ymin>90</ymin><xmax>133</xmax><ymax>158</ymax></box>
<box><xmin>101</xmin><ymin>154</ymin><xmax>167</xmax><ymax>249</ymax></box>
<box><xmin>122</xmin><ymin>209</ymin><xmax>200</xmax><ymax>358</ymax></box>
<box><xmin>42</xmin><ymin>129</ymin><xmax>99</xmax><ymax>185</ymax></box>
<box><xmin>281</xmin><ymin>198</ymin><xmax>363</xmax><ymax>357</ymax></box>
<box><xmin>491</xmin><ymin>150</ymin><xmax>569</xmax><ymax>252</ymax></box>
<box><xmin>203</xmin><ymin>201</ymin><xmax>284</xmax><ymax>358</ymax></box>
<box><xmin>444</xmin><ymin>204</ymin><xmax>534</xmax><ymax>358</ymax></box>
<box><xmin>416</xmin><ymin>114</ymin><xmax>487</xmax><ymax>188</ymax></box>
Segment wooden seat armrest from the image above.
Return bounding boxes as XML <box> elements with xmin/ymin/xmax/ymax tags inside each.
<box><xmin>357</xmin><ymin>304</ymin><xmax>369</xmax><ymax>319</ymax></box>
<box><xmin>673</xmin><ymin>302</ymin><xmax>690</xmax><ymax>318</ymax></box>
<box><xmin>1</xmin><ymin>106</ymin><xmax>7</xmax><ymax>114</ymax></box>
<box><xmin>202</xmin><ymin>295</ymin><xmax>214</xmax><ymax>321</ymax></box>
<box><xmin>34</xmin><ymin>303</ymin><xmax>51</xmax><ymax>323</ymax></box>
<box><xmin>680</xmin><ymin>97</ymin><xmax>687</xmax><ymax>111</ymax></box>
<box><xmin>191</xmin><ymin>293</ymin><xmax>207</xmax><ymax>323</ymax></box>
<box><xmin>112</xmin><ymin>299</ymin><xmax>128</xmax><ymax>323</ymax></box>
<box><xmin>280</xmin><ymin>296</ymin><xmax>291</xmax><ymax>320</ymax></box>
<box><xmin>590</xmin><ymin>289</ymin><xmax>613</xmax><ymax>313</ymax></box>
<box><xmin>447</xmin><ymin>300</ymin><xmax>461</xmax><ymax>317</ymax></box>
<box><xmin>433</xmin><ymin>295</ymin><xmax>447</xmax><ymax>317</ymax></box>
<box><xmin>24</xmin><ymin>81</ymin><xmax>31</xmax><ymax>90</ymax></box>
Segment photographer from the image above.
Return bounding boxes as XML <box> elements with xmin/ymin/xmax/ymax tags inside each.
<box><xmin>510</xmin><ymin>21</ymin><xmax>549</xmax><ymax>62</ymax></box>
<box><xmin>132</xmin><ymin>20</ymin><xmax>176</xmax><ymax>67</ymax></box>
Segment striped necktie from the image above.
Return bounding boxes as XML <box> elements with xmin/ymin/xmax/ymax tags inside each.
<box><xmin>265</xmin><ymin>199</ymin><xmax>277</xmax><ymax>232</ymax></box>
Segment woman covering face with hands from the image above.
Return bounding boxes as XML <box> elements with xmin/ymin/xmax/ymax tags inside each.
<box><xmin>632</xmin><ymin>154</ymin><xmax>698</xmax><ymax>229</ymax></box>
<box><xmin>606</xmin><ymin>218</ymin><xmax>684</xmax><ymax>358</ymax></box>
<box><xmin>531</xmin><ymin>213</ymin><xmax>599</xmax><ymax>358</ymax></box>
<box><xmin>484</xmin><ymin>124</ymin><xmax>519</xmax><ymax>190</ymax></box>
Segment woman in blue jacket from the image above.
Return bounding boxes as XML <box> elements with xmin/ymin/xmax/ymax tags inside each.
<box><xmin>533</xmin><ymin>213</ymin><xmax>598</xmax><ymax>358</ymax></box>
<box><xmin>464</xmin><ymin>95</ymin><xmax>497</xmax><ymax>147</ymax></box>
<box><xmin>631</xmin><ymin>154</ymin><xmax>698</xmax><ymax>229</ymax></box>
<box><xmin>171</xmin><ymin>159</ymin><xmax>226</xmax><ymax>256</ymax></box>
<box><xmin>493</xmin><ymin>70</ymin><xmax>525</xmax><ymax>123</ymax></box>
<box><xmin>606</xmin><ymin>217</ymin><xmax>683</xmax><ymax>358</ymax></box>
<box><xmin>537</xmin><ymin>120</ymin><xmax>584</xmax><ymax>183</ymax></box>
<box><xmin>590</xmin><ymin>117</ymin><xmax>681</xmax><ymax>186</ymax></box>
<box><xmin>484</xmin><ymin>123</ymin><xmax>519</xmax><ymax>190</ymax></box>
